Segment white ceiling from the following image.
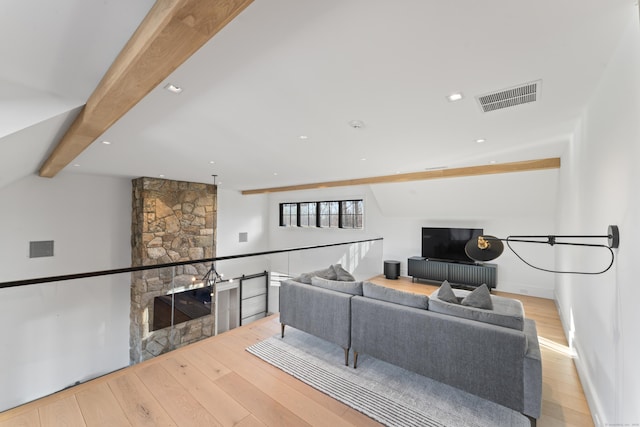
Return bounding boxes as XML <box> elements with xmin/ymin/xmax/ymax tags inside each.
<box><xmin>0</xmin><ymin>0</ymin><xmax>634</xmax><ymax>192</ymax></box>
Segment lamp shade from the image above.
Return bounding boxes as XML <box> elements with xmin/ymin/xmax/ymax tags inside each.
<box><xmin>465</xmin><ymin>235</ymin><xmax>504</xmax><ymax>262</ymax></box>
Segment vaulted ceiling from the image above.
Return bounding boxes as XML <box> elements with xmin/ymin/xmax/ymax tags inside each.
<box><xmin>0</xmin><ymin>0</ymin><xmax>634</xmax><ymax>192</ymax></box>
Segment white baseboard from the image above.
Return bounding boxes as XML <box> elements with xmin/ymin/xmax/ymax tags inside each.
<box><xmin>553</xmin><ymin>291</ymin><xmax>601</xmax><ymax>426</ymax></box>
<box><xmin>495</xmin><ymin>282</ymin><xmax>554</xmax><ymax>299</ymax></box>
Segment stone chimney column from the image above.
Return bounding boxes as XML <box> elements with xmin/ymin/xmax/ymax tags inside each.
<box><xmin>130</xmin><ymin>177</ymin><xmax>216</xmax><ymax>363</ymax></box>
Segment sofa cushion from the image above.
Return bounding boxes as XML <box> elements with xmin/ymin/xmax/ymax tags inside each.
<box><xmin>332</xmin><ymin>264</ymin><xmax>356</xmax><ymax>281</ymax></box>
<box><xmin>461</xmin><ymin>284</ymin><xmax>493</xmax><ymax>310</ymax></box>
<box><xmin>429</xmin><ymin>288</ymin><xmax>525</xmax><ymax>330</ymax></box>
<box><xmin>295</xmin><ymin>266</ymin><xmax>338</xmax><ymax>284</ymax></box>
<box><xmin>311</xmin><ymin>277</ymin><xmax>363</xmax><ymax>296</ymax></box>
<box><xmin>437</xmin><ymin>280</ymin><xmax>459</xmax><ymax>304</ymax></box>
<box><xmin>362</xmin><ymin>282</ymin><xmax>428</xmax><ymax>309</ymax></box>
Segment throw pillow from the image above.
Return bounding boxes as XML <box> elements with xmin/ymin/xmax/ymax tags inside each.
<box><xmin>293</xmin><ymin>273</ymin><xmax>314</xmax><ymax>284</ymax></box>
<box><xmin>461</xmin><ymin>284</ymin><xmax>493</xmax><ymax>310</ymax></box>
<box><xmin>437</xmin><ymin>280</ymin><xmax>459</xmax><ymax>304</ymax></box>
<box><xmin>311</xmin><ymin>277</ymin><xmax>363</xmax><ymax>296</ymax></box>
<box><xmin>332</xmin><ymin>264</ymin><xmax>356</xmax><ymax>281</ymax></box>
<box><xmin>295</xmin><ymin>265</ymin><xmax>338</xmax><ymax>284</ymax></box>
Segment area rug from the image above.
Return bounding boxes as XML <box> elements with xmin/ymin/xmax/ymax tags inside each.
<box><xmin>246</xmin><ymin>328</ymin><xmax>530</xmax><ymax>427</ymax></box>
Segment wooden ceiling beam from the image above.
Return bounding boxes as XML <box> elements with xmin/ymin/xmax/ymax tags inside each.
<box><xmin>39</xmin><ymin>0</ymin><xmax>253</xmax><ymax>178</ymax></box>
<box><xmin>241</xmin><ymin>157</ymin><xmax>561</xmax><ymax>195</ymax></box>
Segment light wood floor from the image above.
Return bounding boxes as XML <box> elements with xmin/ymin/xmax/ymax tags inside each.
<box><xmin>0</xmin><ymin>276</ymin><xmax>592</xmax><ymax>427</ymax></box>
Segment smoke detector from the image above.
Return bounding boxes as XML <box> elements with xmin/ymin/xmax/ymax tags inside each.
<box><xmin>349</xmin><ymin>120</ymin><xmax>365</xmax><ymax>129</ymax></box>
<box><xmin>476</xmin><ymin>80</ymin><xmax>542</xmax><ymax>113</ymax></box>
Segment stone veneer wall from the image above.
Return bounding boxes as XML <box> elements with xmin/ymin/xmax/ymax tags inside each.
<box><xmin>130</xmin><ymin>177</ymin><xmax>216</xmax><ymax>364</ymax></box>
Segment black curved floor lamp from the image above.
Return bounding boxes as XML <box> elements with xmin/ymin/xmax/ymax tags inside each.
<box><xmin>464</xmin><ymin>225</ymin><xmax>620</xmax><ymax>275</ymax></box>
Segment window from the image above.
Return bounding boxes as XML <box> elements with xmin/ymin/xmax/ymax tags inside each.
<box><xmin>280</xmin><ymin>203</ymin><xmax>297</xmax><ymax>227</ymax></box>
<box><xmin>319</xmin><ymin>201</ymin><xmax>339</xmax><ymax>228</ymax></box>
<box><xmin>279</xmin><ymin>199</ymin><xmax>363</xmax><ymax>229</ymax></box>
<box><xmin>340</xmin><ymin>200</ymin><xmax>363</xmax><ymax>229</ymax></box>
<box><xmin>299</xmin><ymin>202</ymin><xmax>317</xmax><ymax>227</ymax></box>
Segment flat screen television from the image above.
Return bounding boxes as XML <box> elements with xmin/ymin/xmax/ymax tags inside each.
<box><xmin>421</xmin><ymin>227</ymin><xmax>483</xmax><ymax>264</ymax></box>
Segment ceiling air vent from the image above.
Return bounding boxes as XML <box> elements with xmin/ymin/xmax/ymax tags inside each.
<box><xmin>476</xmin><ymin>80</ymin><xmax>542</xmax><ymax>113</ymax></box>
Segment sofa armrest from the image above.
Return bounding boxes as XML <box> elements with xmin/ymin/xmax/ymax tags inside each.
<box><xmin>522</xmin><ymin>318</ymin><xmax>542</xmax><ymax>419</ymax></box>
<box><xmin>280</xmin><ymin>280</ymin><xmax>352</xmax><ymax>350</ymax></box>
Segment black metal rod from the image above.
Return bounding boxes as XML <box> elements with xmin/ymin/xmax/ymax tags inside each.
<box><xmin>237</xmin><ymin>271</ymin><xmax>268</xmax><ymax>281</ymax></box>
<box><xmin>505</xmin><ymin>239</ymin><xmax>615</xmax><ymax>275</ymax></box>
<box><xmin>264</xmin><ymin>270</ymin><xmax>269</xmax><ymax>317</ymax></box>
<box><xmin>239</xmin><ymin>275</ymin><xmax>244</xmax><ymax>327</ymax></box>
<box><xmin>0</xmin><ymin>237</ymin><xmax>383</xmax><ymax>289</ymax></box>
<box><xmin>504</xmin><ymin>239</ymin><xmax>608</xmax><ymax>248</ymax></box>
<box><xmin>482</xmin><ymin>236</ymin><xmax>613</xmax><ymax>247</ymax></box>
<box><xmin>508</xmin><ymin>234</ymin><xmax>612</xmax><ymax>239</ymax></box>
<box><xmin>485</xmin><ymin>235</ymin><xmax>612</xmax><ymax>242</ymax></box>
<box><xmin>475</xmin><ymin>229</ymin><xmax>618</xmax><ymax>274</ymax></box>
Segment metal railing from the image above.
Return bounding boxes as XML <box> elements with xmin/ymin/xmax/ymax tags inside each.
<box><xmin>0</xmin><ymin>237</ymin><xmax>383</xmax><ymax>289</ymax></box>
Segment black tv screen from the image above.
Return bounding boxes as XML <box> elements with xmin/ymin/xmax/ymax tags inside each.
<box><xmin>421</xmin><ymin>227</ymin><xmax>483</xmax><ymax>263</ymax></box>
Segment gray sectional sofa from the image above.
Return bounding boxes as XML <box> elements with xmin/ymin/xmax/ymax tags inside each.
<box><xmin>279</xmin><ymin>270</ymin><xmax>542</xmax><ymax>419</ymax></box>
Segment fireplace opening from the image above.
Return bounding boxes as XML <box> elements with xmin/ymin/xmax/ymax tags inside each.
<box><xmin>152</xmin><ymin>286</ymin><xmax>212</xmax><ymax>331</ymax></box>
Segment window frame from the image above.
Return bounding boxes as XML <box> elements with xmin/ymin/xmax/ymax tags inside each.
<box><xmin>278</xmin><ymin>199</ymin><xmax>364</xmax><ymax>230</ymax></box>
<box><xmin>319</xmin><ymin>201</ymin><xmax>340</xmax><ymax>228</ymax></box>
<box><xmin>279</xmin><ymin>202</ymin><xmax>298</xmax><ymax>227</ymax></box>
<box><xmin>339</xmin><ymin>200</ymin><xmax>364</xmax><ymax>229</ymax></box>
<box><xmin>298</xmin><ymin>202</ymin><xmax>317</xmax><ymax>227</ymax></box>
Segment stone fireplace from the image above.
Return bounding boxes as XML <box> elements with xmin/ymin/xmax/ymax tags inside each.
<box><xmin>130</xmin><ymin>177</ymin><xmax>216</xmax><ymax>364</ymax></box>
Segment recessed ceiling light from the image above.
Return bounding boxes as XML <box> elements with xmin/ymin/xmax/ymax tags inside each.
<box><xmin>159</xmin><ymin>174</ymin><xmax>165</xmax><ymax>178</ymax></box>
<box><xmin>299</xmin><ymin>135</ymin><xmax>309</xmax><ymax>140</ymax></box>
<box><xmin>349</xmin><ymin>120</ymin><xmax>365</xmax><ymax>129</ymax></box>
<box><xmin>475</xmin><ymin>138</ymin><xmax>486</xmax><ymax>144</ymax></box>
<box><xmin>102</xmin><ymin>140</ymin><xmax>112</xmax><ymax>145</ymax></box>
<box><xmin>73</xmin><ymin>163</ymin><xmax>80</xmax><ymax>167</ymax></box>
<box><xmin>209</xmin><ymin>160</ymin><xmax>215</xmax><ymax>164</ymax></box>
<box><xmin>164</xmin><ymin>83</ymin><xmax>183</xmax><ymax>94</ymax></box>
<box><xmin>273</xmin><ymin>172</ymin><xmax>278</xmax><ymax>176</ymax></box>
<box><xmin>361</xmin><ymin>158</ymin><xmax>367</xmax><ymax>161</ymax></box>
<box><xmin>447</xmin><ymin>92</ymin><xmax>463</xmax><ymax>102</ymax></box>
<box><xmin>489</xmin><ymin>160</ymin><xmax>497</xmax><ymax>164</ymax></box>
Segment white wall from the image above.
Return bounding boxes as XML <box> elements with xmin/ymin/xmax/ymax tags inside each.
<box><xmin>555</xmin><ymin>14</ymin><xmax>640</xmax><ymax>426</ymax></box>
<box><xmin>0</xmin><ymin>173</ymin><xmax>131</xmax><ymax>281</ymax></box>
<box><xmin>215</xmin><ymin>189</ymin><xmax>277</xmax><ymax>313</ymax></box>
<box><xmin>0</xmin><ymin>275</ymin><xmax>130</xmax><ymax>411</ymax></box>
<box><xmin>0</xmin><ymin>173</ymin><xmax>132</xmax><ymax>412</ymax></box>
<box><xmin>216</xmin><ymin>188</ymin><xmax>270</xmax><ymax>278</ymax></box>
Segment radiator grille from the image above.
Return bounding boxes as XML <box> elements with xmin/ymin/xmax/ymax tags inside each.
<box><xmin>476</xmin><ymin>80</ymin><xmax>541</xmax><ymax>113</ymax></box>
